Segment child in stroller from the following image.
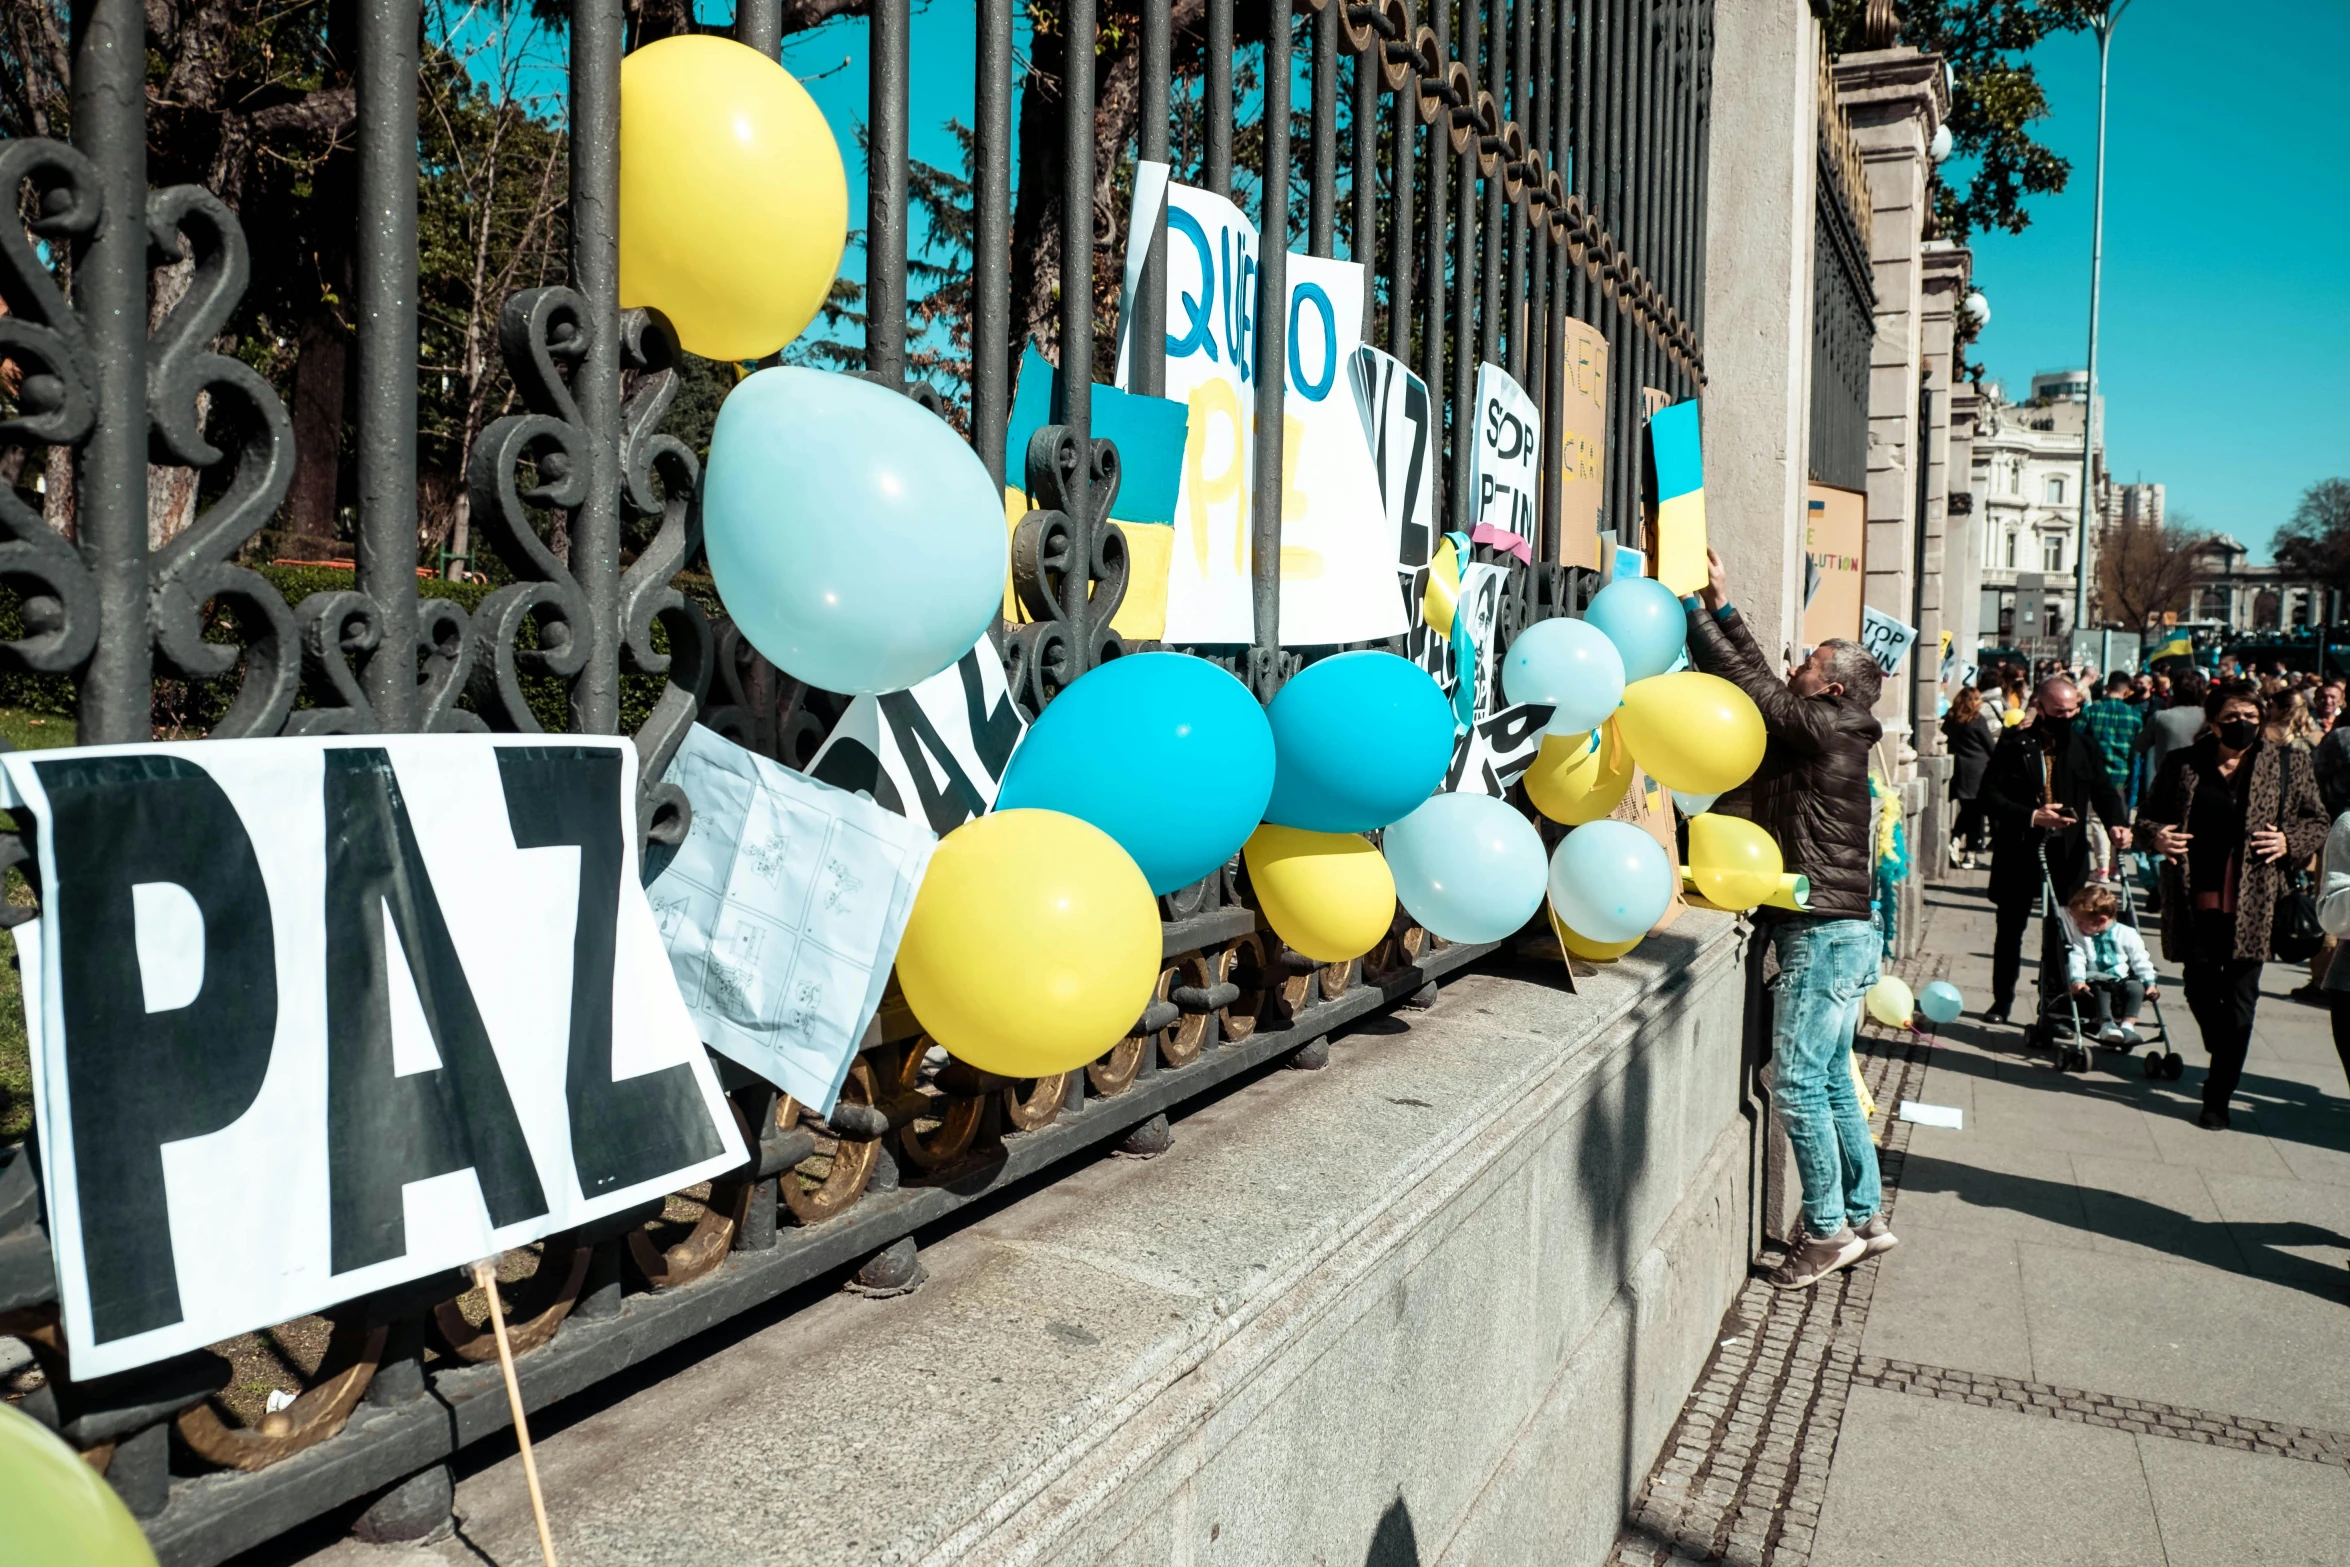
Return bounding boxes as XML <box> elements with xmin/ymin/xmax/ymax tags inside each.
<box><xmin>2056</xmin><ymin>882</ymin><xmax>2158</xmax><ymax>1047</ymax></box>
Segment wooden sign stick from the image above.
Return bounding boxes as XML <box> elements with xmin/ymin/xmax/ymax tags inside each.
<box><xmin>475</xmin><ymin>1260</ymin><xmax>560</xmax><ymax>1567</ymax></box>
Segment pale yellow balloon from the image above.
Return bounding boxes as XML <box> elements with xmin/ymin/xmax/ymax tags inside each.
<box><xmin>896</xmin><ymin>810</ymin><xmax>1162</xmax><ymax>1079</ymax></box>
<box><xmin>1865</xmin><ymin>975</ymin><xmax>1915</xmax><ymax>1029</ymax></box>
<box><xmin>1550</xmin><ymin>902</ymin><xmax>1640</xmax><ymax>962</ymax></box>
<box><xmin>1616</xmin><ymin>671</ymin><xmax>1768</xmax><ymax>796</ymax></box>
<box><xmin>1244</xmin><ymin>824</ymin><xmax>1397</xmax><ymax>962</ymax></box>
<box><xmin>619</xmin><ymin>36</ymin><xmax>848</xmax><ymax>361</ymax></box>
<box><xmin>1522</xmin><ymin>719</ymin><xmax>1636</xmax><ymax>826</ymax></box>
<box><xmin>1686</xmin><ymin>812</ymin><xmax>1784</xmax><ymax>910</ymax></box>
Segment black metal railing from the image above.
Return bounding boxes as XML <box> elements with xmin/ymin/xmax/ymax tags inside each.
<box><xmin>0</xmin><ymin>0</ymin><xmax>1713</xmax><ymax>1557</ymax></box>
<box><xmin>1810</xmin><ymin>40</ymin><xmax>1873</xmax><ymax>494</ymax></box>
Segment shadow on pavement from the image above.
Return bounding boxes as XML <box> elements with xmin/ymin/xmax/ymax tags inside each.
<box><xmin>1896</xmin><ymin>1149</ymin><xmax>2350</xmax><ymax>1308</ymax></box>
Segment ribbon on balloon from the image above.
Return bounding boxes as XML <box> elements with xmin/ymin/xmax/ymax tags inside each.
<box><xmin>1419</xmin><ymin>531</ymin><xmax>1479</xmax><ymax>730</ymax></box>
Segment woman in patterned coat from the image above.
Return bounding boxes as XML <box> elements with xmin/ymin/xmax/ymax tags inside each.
<box><xmin>2136</xmin><ymin>680</ymin><xmax>2330</xmax><ymax>1129</ymax></box>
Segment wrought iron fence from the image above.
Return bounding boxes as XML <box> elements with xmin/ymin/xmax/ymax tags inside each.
<box><xmin>1809</xmin><ymin>40</ymin><xmax>1874</xmax><ymax>494</ymax></box>
<box><xmin>0</xmin><ymin>0</ymin><xmax>1716</xmax><ymax>1557</ymax></box>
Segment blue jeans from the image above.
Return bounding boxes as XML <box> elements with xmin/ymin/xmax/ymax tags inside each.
<box><xmin>1769</xmin><ymin>916</ymin><xmax>1884</xmax><ymax>1236</ymax></box>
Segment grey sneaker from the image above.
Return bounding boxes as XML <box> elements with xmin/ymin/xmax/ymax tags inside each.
<box><xmin>1856</xmin><ymin>1215</ymin><xmax>1899</xmax><ymax>1259</ymax></box>
<box><xmin>1767</xmin><ymin>1226</ymin><xmax>1867</xmax><ymax>1291</ymax></box>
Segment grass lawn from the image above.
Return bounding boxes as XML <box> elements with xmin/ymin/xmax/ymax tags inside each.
<box><xmin>0</xmin><ymin>707</ymin><xmax>72</xmax><ymax>753</ymax></box>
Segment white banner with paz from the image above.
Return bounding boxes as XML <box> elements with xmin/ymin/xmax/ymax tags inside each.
<box><xmin>1859</xmin><ymin>606</ymin><xmax>1920</xmax><ymax>675</ymax></box>
<box><xmin>1</xmin><ymin>735</ymin><xmax>746</xmax><ymax>1378</ymax></box>
<box><xmin>806</xmin><ymin>642</ymin><xmax>1027</xmax><ymax>836</ymax></box>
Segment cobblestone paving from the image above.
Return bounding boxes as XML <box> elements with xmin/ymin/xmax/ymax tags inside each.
<box><xmin>1608</xmin><ymin>927</ymin><xmax>2350</xmax><ymax>1567</ymax></box>
<box><xmin>1606</xmin><ymin>977</ymin><xmax>1939</xmax><ymax>1567</ymax></box>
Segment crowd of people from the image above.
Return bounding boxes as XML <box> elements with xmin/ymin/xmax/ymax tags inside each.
<box><xmin>1943</xmin><ymin>652</ymin><xmax>2350</xmax><ymax>1132</ymax></box>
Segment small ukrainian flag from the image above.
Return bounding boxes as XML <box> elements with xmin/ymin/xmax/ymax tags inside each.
<box><xmin>1648</xmin><ymin>401</ymin><xmax>1707</xmax><ymax>596</ymax></box>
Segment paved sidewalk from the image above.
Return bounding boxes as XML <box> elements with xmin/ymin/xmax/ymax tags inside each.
<box><xmin>1616</xmin><ymin>869</ymin><xmax>2350</xmax><ymax>1567</ymax></box>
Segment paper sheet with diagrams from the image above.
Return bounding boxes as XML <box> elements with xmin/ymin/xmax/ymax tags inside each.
<box><xmin>647</xmin><ymin>724</ymin><xmax>936</xmax><ymax>1113</ymax></box>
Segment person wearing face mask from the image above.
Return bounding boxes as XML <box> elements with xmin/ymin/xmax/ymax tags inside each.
<box><xmin>2137</xmin><ymin>680</ymin><xmax>2330</xmax><ymax>1127</ymax></box>
<box><xmin>1978</xmin><ymin>677</ymin><xmax>2132</xmax><ymax>1026</ymax></box>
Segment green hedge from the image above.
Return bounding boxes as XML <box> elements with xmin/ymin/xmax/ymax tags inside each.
<box><xmin>0</xmin><ymin>564</ymin><xmax>717</xmax><ymax>739</ymax></box>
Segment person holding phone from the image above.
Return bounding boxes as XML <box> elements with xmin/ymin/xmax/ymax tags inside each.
<box><xmin>1979</xmin><ymin>677</ymin><xmax>2132</xmax><ymax>1024</ymax></box>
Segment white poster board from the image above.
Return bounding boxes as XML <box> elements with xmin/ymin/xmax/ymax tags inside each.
<box><xmin>1860</xmin><ymin>606</ymin><xmax>1920</xmax><ymax>675</ymax></box>
<box><xmin>648</xmin><ymin>725</ymin><xmax>934</xmax><ymax>1114</ymax></box>
<box><xmin>1444</xmin><ymin>702</ymin><xmax>1556</xmax><ymax>796</ymax></box>
<box><xmin>1469</xmin><ymin>362</ymin><xmax>1541</xmax><ymax>565</ymax></box>
<box><xmin>1276</xmin><ymin>254</ymin><xmax>1410</xmax><ymax>646</ymax></box>
<box><xmin>806</xmin><ymin>642</ymin><xmax>1028</xmax><ymax>836</ymax></box>
<box><xmin>1350</xmin><ymin>344</ymin><xmax>1438</xmax><ymax>572</ymax></box>
<box><xmin>2</xmin><ymin>735</ymin><xmax>746</xmax><ymax>1379</ymax></box>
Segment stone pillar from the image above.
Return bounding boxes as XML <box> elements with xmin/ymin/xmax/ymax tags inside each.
<box><xmin>1947</xmin><ymin>384</ymin><xmax>1983</xmax><ymax>664</ymax></box>
<box><xmin>1833</xmin><ymin>48</ymin><xmax>1946</xmax><ymax>769</ymax></box>
<box><xmin>1913</xmin><ymin>242</ymin><xmax>1969</xmax><ymax>881</ymax></box>
<box><xmin>1699</xmin><ymin>0</ymin><xmax>1819</xmax><ymax>665</ymax></box>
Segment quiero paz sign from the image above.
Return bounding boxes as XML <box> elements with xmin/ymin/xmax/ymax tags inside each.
<box><xmin>2</xmin><ymin>735</ymin><xmax>746</xmax><ymax>1379</ymax></box>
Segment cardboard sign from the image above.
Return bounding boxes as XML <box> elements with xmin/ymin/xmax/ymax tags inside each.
<box><xmin>648</xmin><ymin>726</ymin><xmax>934</xmax><ymax>1114</ymax></box>
<box><xmin>1860</xmin><ymin>606</ymin><xmax>1920</xmax><ymax>675</ymax></box>
<box><xmin>3</xmin><ymin>735</ymin><xmax>747</xmax><ymax>1379</ymax></box>
<box><xmin>1350</xmin><ymin>344</ymin><xmax>1438</xmax><ymax>571</ymax></box>
<box><xmin>1443</xmin><ymin>702</ymin><xmax>1556</xmax><ymax>796</ymax></box>
<box><xmin>1469</xmin><ymin>363</ymin><xmax>1541</xmax><ymax>565</ymax></box>
<box><xmin>1276</xmin><ymin>253</ymin><xmax>1410</xmax><ymax>646</ymax></box>
<box><xmin>1802</xmin><ymin>482</ymin><xmax>1866</xmax><ymax>648</ymax></box>
<box><xmin>806</xmin><ymin>643</ymin><xmax>1028</xmax><ymax>837</ymax></box>
<box><xmin>1553</xmin><ymin>316</ymin><xmax>1610</xmax><ymax>570</ymax></box>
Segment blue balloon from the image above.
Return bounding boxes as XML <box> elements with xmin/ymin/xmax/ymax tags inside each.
<box><xmin>1502</xmin><ymin>616</ymin><xmax>1627</xmax><ymax>735</ymax></box>
<box><xmin>996</xmin><ymin>653</ymin><xmax>1274</xmax><ymax>894</ymax></box>
<box><xmin>1585</xmin><ymin>577</ymin><xmax>1690</xmax><ymax>683</ymax></box>
<box><xmin>1919</xmin><ymin>980</ymin><xmax>1966</xmax><ymax>1025</ymax></box>
<box><xmin>1383</xmin><ymin>792</ymin><xmax>1549</xmax><ymax>943</ymax></box>
<box><xmin>1263</xmin><ymin>652</ymin><xmax>1456</xmax><ymax>833</ymax></box>
<box><xmin>1548</xmin><ymin>819</ymin><xmax>1673</xmax><ymax>944</ymax></box>
<box><xmin>704</xmin><ymin>366</ymin><xmax>1007</xmax><ymax>695</ymax></box>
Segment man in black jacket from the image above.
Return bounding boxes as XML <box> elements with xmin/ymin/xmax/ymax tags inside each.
<box><xmin>1980</xmin><ymin>676</ymin><xmax>2132</xmax><ymax>1024</ymax></box>
<box><xmin>1687</xmin><ymin>551</ymin><xmax>1893</xmax><ymax>1292</ymax></box>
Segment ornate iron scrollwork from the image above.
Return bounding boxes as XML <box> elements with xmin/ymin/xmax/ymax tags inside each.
<box><xmin>144</xmin><ymin>185</ymin><xmax>303</xmax><ymax>738</ymax></box>
<box><xmin>466</xmin><ymin>285</ymin><xmax>597</xmax><ymax>733</ymax></box>
<box><xmin>1005</xmin><ymin>423</ymin><xmax>1126</xmax><ymax>712</ymax></box>
<box><xmin>0</xmin><ymin>141</ymin><xmax>102</xmax><ymax>679</ymax></box>
<box><xmin>616</xmin><ymin>307</ymin><xmax>711</xmax><ymax>849</ymax></box>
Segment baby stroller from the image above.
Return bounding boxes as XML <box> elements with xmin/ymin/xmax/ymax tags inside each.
<box><xmin>2021</xmin><ymin>844</ymin><xmax>2179</xmax><ymax>1076</ymax></box>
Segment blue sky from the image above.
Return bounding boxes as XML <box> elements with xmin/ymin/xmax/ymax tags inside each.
<box><xmin>1957</xmin><ymin>0</ymin><xmax>2350</xmax><ymax>560</ymax></box>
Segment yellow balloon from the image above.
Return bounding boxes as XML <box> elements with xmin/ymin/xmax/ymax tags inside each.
<box><xmin>1522</xmin><ymin>719</ymin><xmax>1635</xmax><ymax>826</ymax></box>
<box><xmin>1687</xmin><ymin>812</ymin><xmax>1784</xmax><ymax>910</ymax></box>
<box><xmin>0</xmin><ymin>1403</ymin><xmax>157</xmax><ymax>1566</ymax></box>
<box><xmin>1615</xmin><ymin>671</ymin><xmax>1767</xmax><ymax>796</ymax></box>
<box><xmin>619</xmin><ymin>37</ymin><xmax>848</xmax><ymax>361</ymax></box>
<box><xmin>1865</xmin><ymin>974</ymin><xmax>1915</xmax><ymax>1029</ymax></box>
<box><xmin>896</xmin><ymin>809</ymin><xmax>1161</xmax><ymax>1078</ymax></box>
<box><xmin>1243</xmin><ymin>824</ymin><xmax>1397</xmax><ymax>962</ymax></box>
<box><xmin>1549</xmin><ymin>902</ymin><xmax>1640</xmax><ymax>962</ymax></box>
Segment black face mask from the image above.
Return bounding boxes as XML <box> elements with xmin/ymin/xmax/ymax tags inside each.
<box><xmin>2217</xmin><ymin>718</ymin><xmax>2260</xmax><ymax>751</ymax></box>
<box><xmin>2037</xmin><ymin>713</ymin><xmax>2073</xmax><ymax>745</ymax></box>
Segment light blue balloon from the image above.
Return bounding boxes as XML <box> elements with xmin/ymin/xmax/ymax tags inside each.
<box><xmin>1672</xmin><ymin>790</ymin><xmax>1721</xmax><ymax>816</ymax></box>
<box><xmin>1919</xmin><ymin>980</ymin><xmax>1966</xmax><ymax>1025</ymax></box>
<box><xmin>1502</xmin><ymin>617</ymin><xmax>1627</xmax><ymax>735</ymax></box>
<box><xmin>1585</xmin><ymin>577</ymin><xmax>1690</xmax><ymax>683</ymax></box>
<box><xmin>1548</xmin><ymin>819</ymin><xmax>1674</xmax><ymax>944</ymax></box>
<box><xmin>996</xmin><ymin>653</ymin><xmax>1274</xmax><ymax>894</ymax></box>
<box><xmin>1382</xmin><ymin>792</ymin><xmax>1548</xmax><ymax>943</ymax></box>
<box><xmin>704</xmin><ymin>366</ymin><xmax>1008</xmax><ymax>695</ymax></box>
<box><xmin>1264</xmin><ymin>651</ymin><xmax>1457</xmax><ymax>833</ymax></box>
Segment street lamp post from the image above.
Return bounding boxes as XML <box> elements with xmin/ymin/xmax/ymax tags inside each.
<box><xmin>2073</xmin><ymin>0</ymin><xmax>2132</xmax><ymax>646</ymax></box>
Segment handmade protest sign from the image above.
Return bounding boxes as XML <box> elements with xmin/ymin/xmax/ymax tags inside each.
<box><xmin>648</xmin><ymin>725</ymin><xmax>934</xmax><ymax>1114</ymax></box>
<box><xmin>1553</xmin><ymin>316</ymin><xmax>1610</xmax><ymax>569</ymax></box>
<box><xmin>1444</xmin><ymin>702</ymin><xmax>1557</xmax><ymax>797</ymax></box>
<box><xmin>806</xmin><ymin>641</ymin><xmax>1028</xmax><ymax>836</ymax></box>
<box><xmin>1349</xmin><ymin>343</ymin><xmax>1437</xmax><ymax>571</ymax></box>
<box><xmin>1859</xmin><ymin>606</ymin><xmax>1920</xmax><ymax>675</ymax></box>
<box><xmin>1647</xmin><ymin>399</ymin><xmax>1708</xmax><ymax>596</ymax></box>
<box><xmin>1276</xmin><ymin>253</ymin><xmax>1409</xmax><ymax>646</ymax></box>
<box><xmin>1470</xmin><ymin>363</ymin><xmax>1541</xmax><ymax>565</ymax></box>
<box><xmin>2</xmin><ymin>735</ymin><xmax>746</xmax><ymax>1380</ymax></box>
